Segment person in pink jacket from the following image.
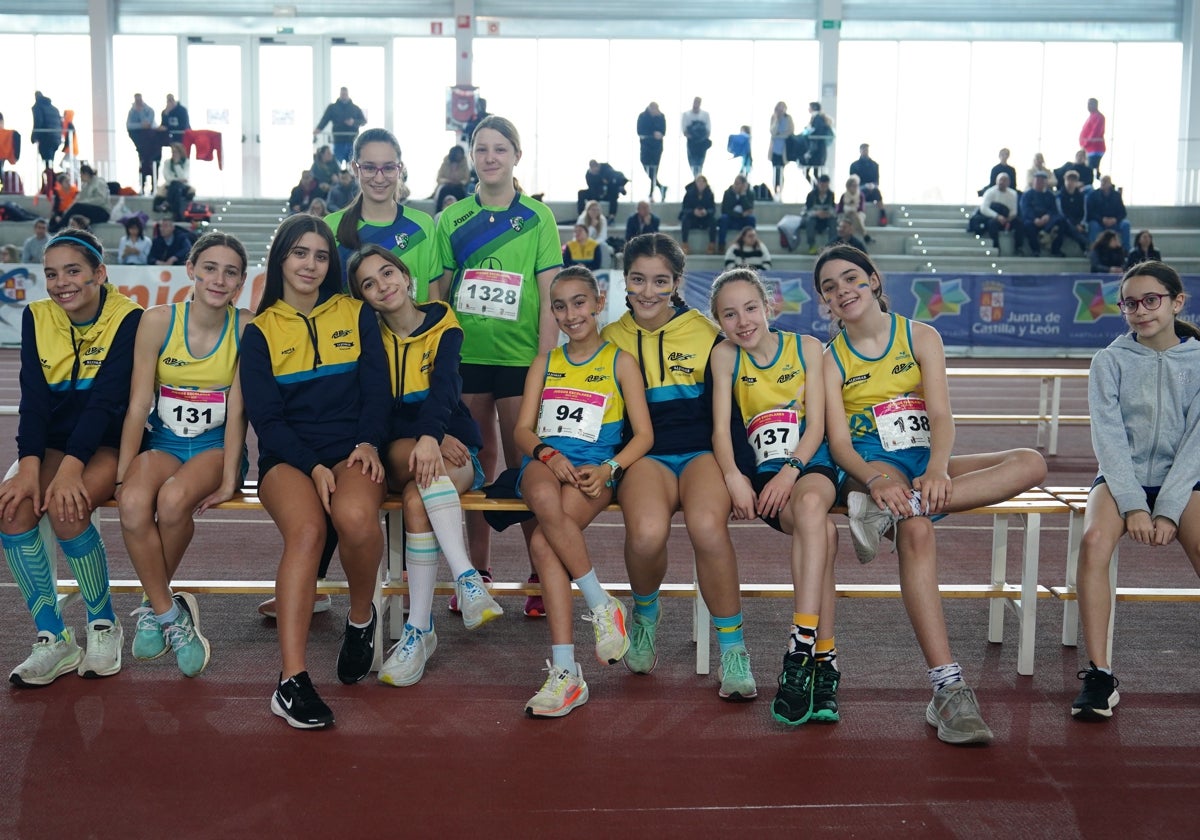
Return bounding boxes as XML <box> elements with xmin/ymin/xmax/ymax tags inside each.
<box><xmin>1079</xmin><ymin>98</ymin><xmax>1106</xmax><ymax>175</ymax></box>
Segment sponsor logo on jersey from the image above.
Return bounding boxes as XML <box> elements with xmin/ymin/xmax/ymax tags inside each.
<box><xmin>546</xmin><ymin>371</ymin><xmax>566</xmax><ymax>379</ymax></box>
<box><xmin>845</xmin><ymin>373</ymin><xmax>870</xmax><ymax>385</ymax></box>
<box><xmin>161</xmin><ymin>356</ymin><xmax>189</xmax><ymax>367</ymax></box>
<box><xmin>281</xmin><ymin>347</ymin><xmax>295</xmax><ymax>356</ymax></box>
<box><xmin>585</xmin><ymin>374</ymin><xmax>607</xmax><ymax>383</ymax></box>
<box><xmin>84</xmin><ymin>345</ymin><xmax>104</xmax><ymax>356</ymax></box>
<box><xmin>667</xmin><ymin>351</ymin><xmax>696</xmax><ymax>361</ymax></box>
<box><xmin>395</xmin><ymin>232</ymin><xmax>410</xmax><ymax>250</ymax></box>
<box><xmin>740</xmin><ymin>375</ymin><xmax>757</xmax><ymax>385</ymax></box>
<box><xmin>669</xmin><ymin>364</ymin><xmax>694</xmax><ymax>375</ymax></box>
<box><xmin>333</xmin><ymin>341</ymin><xmax>354</xmax><ymax>349</ymax></box>
<box><xmin>510</xmin><ymin>217</ymin><xmax>524</xmax><ymax>232</ymax></box>
<box><xmin>331</xmin><ymin>329</ymin><xmax>353</xmax><ymax>339</ymax></box>
<box><xmin>891</xmin><ymin>362</ymin><xmax>915</xmax><ymax>375</ymax></box>
<box><xmin>777</xmin><ymin>370</ymin><xmax>800</xmax><ymax>384</ymax></box>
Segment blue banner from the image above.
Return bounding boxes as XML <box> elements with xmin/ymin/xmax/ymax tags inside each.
<box><xmin>676</xmin><ymin>271</ymin><xmax>1200</xmax><ymax>352</ymax></box>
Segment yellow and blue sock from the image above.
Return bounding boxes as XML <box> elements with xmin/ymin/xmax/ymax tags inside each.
<box><xmin>59</xmin><ymin>524</ymin><xmax>116</xmax><ymax>625</ymax></box>
<box><xmin>712</xmin><ymin>612</ymin><xmax>745</xmax><ymax>653</ymax></box>
<box><xmin>3</xmin><ymin>526</ymin><xmax>65</xmax><ymax>637</ymax></box>
<box><xmin>631</xmin><ymin>588</ymin><xmax>660</xmax><ymax>623</ymax></box>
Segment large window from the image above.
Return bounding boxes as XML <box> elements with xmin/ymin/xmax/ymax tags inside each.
<box><xmin>113</xmin><ymin>35</ymin><xmax>179</xmax><ymax>189</ymax></box>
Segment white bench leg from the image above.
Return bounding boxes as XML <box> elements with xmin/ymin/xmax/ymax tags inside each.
<box><xmin>385</xmin><ymin>510</ymin><xmax>406</xmax><ymax>642</ymax></box>
<box><xmin>1048</xmin><ymin>377</ymin><xmax>1063</xmax><ymax>456</ymax></box>
<box><xmin>1016</xmin><ymin>512</ymin><xmax>1041</xmax><ymax>676</ymax></box>
<box><xmin>693</xmin><ymin>559</ymin><xmax>710</xmax><ymax>675</ymax></box>
<box><xmin>988</xmin><ymin>513</ymin><xmax>1010</xmax><ymax>644</ymax></box>
<box><xmin>1061</xmin><ymin>509</ymin><xmax>1083</xmax><ymax>646</ymax></box>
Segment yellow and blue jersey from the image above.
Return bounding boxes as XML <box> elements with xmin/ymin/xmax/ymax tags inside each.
<box><xmin>240</xmin><ymin>292</ymin><xmax>389</xmax><ymax>475</ymax></box>
<box><xmin>380</xmin><ymin>300</ymin><xmax>482</xmax><ymax>449</ymax></box>
<box><xmin>536</xmin><ymin>341</ymin><xmax>625</xmax><ymax>465</ymax></box>
<box><xmin>18</xmin><ymin>284</ymin><xmax>142</xmax><ymax>462</ymax></box>
<box><xmin>829</xmin><ymin>312</ymin><xmax>924</xmax><ymax>441</ymax></box>
<box><xmin>602</xmin><ymin>307</ymin><xmax>718</xmax><ymax>455</ymax></box>
<box><xmin>731</xmin><ymin>330</ymin><xmax>811</xmax><ymax>472</ymax></box>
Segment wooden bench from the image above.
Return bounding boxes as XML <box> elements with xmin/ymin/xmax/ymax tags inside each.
<box><xmin>945</xmin><ymin>367</ymin><xmax>1090</xmax><ymax>456</ymax></box>
<box><xmin>1041</xmin><ymin>485</ymin><xmax>1200</xmax><ymax>664</ymax></box>
<box><xmin>54</xmin><ymin>485</ymin><xmax>1068</xmax><ymax>677</ymax></box>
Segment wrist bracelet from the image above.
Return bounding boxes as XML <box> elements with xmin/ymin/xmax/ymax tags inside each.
<box><xmin>866</xmin><ymin>473</ymin><xmax>889</xmax><ymax>488</ymax></box>
<box><xmin>538</xmin><ymin>448</ymin><xmax>559</xmax><ymax>464</ymax></box>
<box><xmin>113</xmin><ymin>481</ymin><xmax>123</xmax><ymax>487</ymax></box>
<box><xmin>355</xmin><ymin>441</ymin><xmax>378</xmax><ymax>451</ymax></box>
<box><xmin>532</xmin><ymin>443</ymin><xmax>550</xmax><ymax>460</ymax></box>
<box><xmin>783</xmin><ymin>456</ymin><xmax>803</xmax><ymax>472</ymax></box>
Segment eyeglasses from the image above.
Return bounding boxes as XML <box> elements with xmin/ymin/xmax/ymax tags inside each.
<box><xmin>1117</xmin><ymin>293</ymin><xmax>1169</xmax><ymax>313</ymax></box>
<box><xmin>356</xmin><ymin>162</ymin><xmax>401</xmax><ymax>178</ymax></box>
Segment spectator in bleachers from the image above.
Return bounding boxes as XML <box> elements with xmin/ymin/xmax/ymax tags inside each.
<box><xmin>306</xmin><ymin>197</ymin><xmax>328</xmax><ymax>218</ymax></box>
<box><xmin>1125</xmin><ymin>230</ymin><xmax>1162</xmax><ymax>270</ymax></box>
<box><xmin>1086</xmin><ymin>175</ymin><xmax>1131</xmax><ymax>250</ymax></box>
<box><xmin>849</xmin><ymin>143</ymin><xmax>888</xmax><ymax>225</ymax></box>
<box><xmin>562</xmin><ymin>224</ymin><xmax>602</xmax><ymax>269</ymax></box>
<box><xmin>576</xmin><ymin>159</ymin><xmax>627</xmax><ymax>220</ymax></box>
<box><xmin>117</xmin><ymin>216</ymin><xmax>152</xmax><ymax>265</ymax></box>
<box><xmin>149</xmin><ymin>216</ymin><xmax>192</xmax><ymax>266</ymax></box>
<box><xmin>637</xmin><ymin>101</ymin><xmax>668</xmax><ymax>202</ymax></box>
<box><xmin>1080</xmin><ymin>97</ymin><xmax>1106</xmax><ymax>175</ymax></box>
<box><xmin>723</xmin><ymin>225</ymin><xmax>772</xmax><ymax>270</ymax></box>
<box><xmin>1054</xmin><ymin>149</ymin><xmax>1095</xmax><ymax>191</ymax></box>
<box><xmin>433</xmin><ymin>145</ymin><xmax>472</xmax><ymax>208</ymax></box>
<box><xmin>769</xmin><ymin>101</ymin><xmax>795</xmax><ymax>196</ymax></box>
<box><xmin>159</xmin><ymin>93</ymin><xmax>190</xmax><ymax>144</ymax></box>
<box><xmin>314</xmin><ymin>87</ymin><xmax>367</xmax><ymax>166</ymax></box>
<box><xmin>326</xmin><ymin>169</ymin><xmax>359</xmax><ymax>213</ymax></box>
<box><xmin>679</xmin><ymin>174</ymin><xmax>717</xmax><ymax>254</ymax></box>
<box><xmin>974</xmin><ymin>173</ymin><xmax>1023</xmax><ymax>252</ymax></box>
<box><xmin>1089</xmin><ymin>230</ymin><xmax>1127</xmax><ymax>274</ymax></box>
<box><xmin>0</xmin><ymin>244</ymin><xmax>18</xmax><ymax>263</ymax></box>
<box><xmin>801</xmin><ymin>101</ymin><xmax>834</xmax><ymax>185</ymax></box>
<box><xmin>978</xmin><ymin>147</ymin><xmax>1016</xmax><ymax>196</ymax></box>
<box><xmin>578</xmin><ymin>200</ymin><xmax>609</xmax><ymax>243</ymax></box>
<box><xmin>156</xmin><ymin>143</ymin><xmax>194</xmax><ymax>221</ymax></box>
<box><xmin>1025</xmin><ymin>153</ymin><xmax>1057</xmax><ymax>192</ymax></box>
<box><xmin>288</xmin><ymin>170</ymin><xmax>320</xmax><ymax>215</ymax></box>
<box><xmin>50</xmin><ymin>167</ymin><xmax>110</xmax><ymax>233</ymax></box>
<box><xmin>728</xmin><ymin>125</ymin><xmax>752</xmax><ymax>179</ymax></box>
<box><xmin>717</xmin><ymin>174</ymin><xmax>756</xmax><ymax>250</ymax></box>
<box><xmin>681</xmin><ymin>96</ymin><xmax>712</xmax><ymax>178</ymax></box>
<box><xmin>311</xmin><ymin>145</ymin><xmax>340</xmax><ymax>197</ymax></box>
<box><xmin>830</xmin><ymin>216</ymin><xmax>868</xmax><ymax>252</ymax></box>
<box><xmin>802</xmin><ymin>173</ymin><xmax>836</xmax><ymax>254</ymax></box>
<box><xmin>433</xmin><ymin>192</ymin><xmax>458</xmax><ymax>225</ymax></box>
<box><xmin>1056</xmin><ymin>171</ymin><xmax>1092</xmax><ymax>253</ymax></box>
<box><xmin>20</xmin><ymin>219</ymin><xmax>49</xmax><ymax>264</ymax></box>
<box><xmin>127</xmin><ymin>93</ymin><xmax>161</xmax><ymax>195</ymax></box>
<box><xmin>1019</xmin><ymin>171</ymin><xmax>1073</xmax><ymax>257</ymax></box>
<box><xmin>836</xmin><ymin>174</ymin><xmax>868</xmax><ymax>242</ymax></box>
<box><xmin>624</xmin><ymin>200</ymin><xmax>660</xmax><ymax>240</ymax></box>
<box><xmin>31</xmin><ymin>91</ymin><xmax>61</xmax><ymax>170</ymax></box>
<box><xmin>67</xmin><ymin>214</ymin><xmax>92</xmax><ymax>232</ymax></box>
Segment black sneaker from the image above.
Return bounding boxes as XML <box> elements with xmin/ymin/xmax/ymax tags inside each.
<box><xmin>271</xmin><ymin>671</ymin><xmax>334</xmax><ymax>729</ymax></box>
<box><xmin>1072</xmin><ymin>662</ymin><xmax>1119</xmax><ymax>720</ymax></box>
<box><xmin>770</xmin><ymin>653</ymin><xmax>815</xmax><ymax>726</ymax></box>
<box><xmin>811</xmin><ymin>659</ymin><xmax>841</xmax><ymax>723</ymax></box>
<box><xmin>337</xmin><ymin>605</ymin><xmax>376</xmax><ymax>684</ymax></box>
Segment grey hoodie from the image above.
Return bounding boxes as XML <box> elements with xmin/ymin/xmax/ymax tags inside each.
<box><xmin>1089</xmin><ymin>332</ymin><xmax>1200</xmax><ymax>525</ymax></box>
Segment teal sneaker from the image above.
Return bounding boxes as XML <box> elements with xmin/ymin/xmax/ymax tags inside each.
<box><xmin>131</xmin><ymin>601</ymin><xmax>168</xmax><ymax>661</ymax></box>
<box><xmin>717</xmin><ymin>644</ymin><xmax>758</xmax><ymax>701</ymax></box>
<box><xmin>623</xmin><ymin>610</ymin><xmax>661</xmax><ymax>674</ymax></box>
<box><xmin>771</xmin><ymin>653</ymin><xmax>815</xmax><ymax>724</ymax></box>
<box><xmin>164</xmin><ymin>592</ymin><xmax>211</xmax><ymax>678</ymax></box>
<box><xmin>811</xmin><ymin>659</ymin><xmax>841</xmax><ymax>722</ymax></box>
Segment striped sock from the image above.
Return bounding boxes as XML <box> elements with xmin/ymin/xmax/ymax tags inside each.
<box><xmin>787</xmin><ymin>612</ymin><xmax>819</xmax><ymax>660</ymax></box>
<box><xmin>405</xmin><ymin>531</ymin><xmax>440</xmax><ymax>633</ymax></box>
<box><xmin>928</xmin><ymin>662</ymin><xmax>964</xmax><ymax>692</ymax></box>
<box><xmin>712</xmin><ymin>612</ymin><xmax>745</xmax><ymax>654</ymax></box>
<box><xmin>631</xmin><ymin>588</ymin><xmax>661</xmax><ymax>623</ymax></box>
<box><xmin>59</xmin><ymin>524</ymin><xmax>115</xmax><ymax>625</ymax></box>
<box><xmin>815</xmin><ymin>637</ymin><xmax>838</xmax><ymax>671</ymax></box>
<box><xmin>417</xmin><ymin>475</ymin><xmax>473</xmax><ymax>579</ymax></box>
<box><xmin>2</xmin><ymin>525</ymin><xmax>65</xmax><ymax>636</ymax></box>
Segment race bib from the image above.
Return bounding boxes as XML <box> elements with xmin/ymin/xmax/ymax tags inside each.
<box><xmin>455</xmin><ymin>268</ymin><xmax>523</xmax><ymax>321</ymax></box>
<box><xmin>746</xmin><ymin>408</ymin><xmax>799</xmax><ymax>465</ymax></box>
<box><xmin>537</xmin><ymin>387</ymin><xmax>607</xmax><ymax>443</ymax></box>
<box><xmin>872</xmin><ymin>397</ymin><xmax>930</xmax><ymax>451</ymax></box>
<box><xmin>157</xmin><ymin>385</ymin><xmax>226</xmax><ymax>438</ymax></box>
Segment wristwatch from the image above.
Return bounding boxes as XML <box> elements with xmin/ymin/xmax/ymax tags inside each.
<box><xmin>784</xmin><ymin>456</ymin><xmax>803</xmax><ymax>472</ymax></box>
<box><xmin>604</xmin><ymin>458</ymin><xmax>624</xmax><ymax>487</ymax></box>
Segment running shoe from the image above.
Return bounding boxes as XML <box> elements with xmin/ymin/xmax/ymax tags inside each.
<box><xmin>165</xmin><ymin>592</ymin><xmax>211</xmax><ymax>678</ymax></box>
<box><xmin>455</xmin><ymin>570</ymin><xmax>504</xmax><ymax>630</ymax></box>
<box><xmin>336</xmin><ymin>605</ymin><xmax>376</xmax><ymax>685</ymax></box>
<box><xmin>847</xmin><ymin>490</ymin><xmax>896</xmax><ymax>564</ymax></box>
<box><xmin>811</xmin><ymin>659</ymin><xmax>842</xmax><ymax>722</ymax></box>
<box><xmin>271</xmin><ymin>671</ymin><xmax>334</xmax><ymax>729</ymax></box>
<box><xmin>525</xmin><ymin>660</ymin><xmax>589</xmax><ymax>718</ymax></box>
<box><xmin>771</xmin><ymin>653</ymin><xmax>815</xmax><ymax>724</ymax></box>
<box><xmin>78</xmin><ymin>619</ymin><xmax>123</xmax><ymax>679</ymax></box>
<box><xmin>1071</xmin><ymin>662</ymin><xmax>1120</xmax><ymax>720</ymax></box>
<box><xmin>131</xmin><ymin>600</ymin><xmax>168</xmax><ymax>661</ymax></box>
<box><xmin>9</xmin><ymin>628</ymin><xmax>83</xmax><ymax>687</ymax></box>
<box><xmin>449</xmin><ymin>568</ymin><xmax>493</xmax><ymax>614</ymax></box>
<box><xmin>623</xmin><ymin>609</ymin><xmax>661</xmax><ymax>674</ymax></box>
<box><xmin>524</xmin><ymin>573</ymin><xmax>546</xmax><ymax>618</ymax></box>
<box><xmin>926</xmin><ymin>681</ymin><xmax>993</xmax><ymax>745</ymax></box>
<box><xmin>583</xmin><ymin>595</ymin><xmax>629</xmax><ymax>664</ymax></box>
<box><xmin>378</xmin><ymin>624</ymin><xmax>438</xmax><ymax>687</ymax></box>
<box><xmin>717</xmin><ymin>644</ymin><xmax>758</xmax><ymax>701</ymax></box>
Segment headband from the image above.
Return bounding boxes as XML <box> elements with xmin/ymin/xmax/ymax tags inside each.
<box><xmin>52</xmin><ymin>235</ymin><xmax>103</xmax><ymax>262</ymax></box>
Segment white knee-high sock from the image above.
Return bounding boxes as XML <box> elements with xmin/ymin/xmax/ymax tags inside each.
<box><xmin>417</xmin><ymin>476</ymin><xmax>473</xmax><ymax>578</ymax></box>
<box><xmin>405</xmin><ymin>531</ymin><xmax>439</xmax><ymax>632</ymax></box>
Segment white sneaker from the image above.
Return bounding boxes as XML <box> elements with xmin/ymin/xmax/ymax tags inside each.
<box><xmin>378</xmin><ymin>625</ymin><xmax>438</xmax><ymax>687</ymax></box>
<box><xmin>78</xmin><ymin>619</ymin><xmax>123</xmax><ymax>679</ymax></box>
<box><xmin>455</xmin><ymin>570</ymin><xmax>504</xmax><ymax>631</ymax></box>
<box><xmin>582</xmin><ymin>595</ymin><xmax>629</xmax><ymax>665</ymax></box>
<box><xmin>525</xmin><ymin>660</ymin><xmax>589</xmax><ymax>718</ymax></box>
<box><xmin>9</xmin><ymin>628</ymin><xmax>84</xmax><ymax>687</ymax></box>
<box><xmin>847</xmin><ymin>491</ymin><xmax>896</xmax><ymax>564</ymax></box>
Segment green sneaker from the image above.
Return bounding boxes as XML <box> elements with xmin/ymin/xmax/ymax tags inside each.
<box><xmin>771</xmin><ymin>653</ymin><xmax>815</xmax><ymax>724</ymax></box>
<box><xmin>926</xmin><ymin>681</ymin><xmax>993</xmax><ymax>745</ymax></box>
<box><xmin>131</xmin><ymin>601</ymin><xmax>168</xmax><ymax>661</ymax></box>
<box><xmin>717</xmin><ymin>644</ymin><xmax>758</xmax><ymax>701</ymax></box>
<box><xmin>165</xmin><ymin>592</ymin><xmax>211</xmax><ymax>678</ymax></box>
<box><xmin>811</xmin><ymin>659</ymin><xmax>841</xmax><ymax>722</ymax></box>
<box><xmin>623</xmin><ymin>610</ymin><xmax>660</xmax><ymax>674</ymax></box>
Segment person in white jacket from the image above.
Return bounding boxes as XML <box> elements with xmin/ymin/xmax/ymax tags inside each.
<box><xmin>1072</xmin><ymin>260</ymin><xmax>1200</xmax><ymax>721</ymax></box>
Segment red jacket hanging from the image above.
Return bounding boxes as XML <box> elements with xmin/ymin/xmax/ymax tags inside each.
<box><xmin>183</xmin><ymin>129</ymin><xmax>223</xmax><ymax>169</ymax></box>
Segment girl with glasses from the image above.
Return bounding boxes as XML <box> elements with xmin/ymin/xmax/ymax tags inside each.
<box><xmin>1071</xmin><ymin>261</ymin><xmax>1200</xmax><ymax>721</ymax></box>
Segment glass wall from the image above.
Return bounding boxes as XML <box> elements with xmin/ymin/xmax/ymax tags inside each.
<box><xmin>392</xmin><ymin>36</ymin><xmax>458</xmax><ymax>201</ymax></box>
<box><xmin>836</xmin><ymin>39</ymin><xmax>1182</xmax><ymax>205</ymax></box>
<box><xmin>113</xmin><ymin>35</ymin><xmax>179</xmax><ymax>190</ymax></box>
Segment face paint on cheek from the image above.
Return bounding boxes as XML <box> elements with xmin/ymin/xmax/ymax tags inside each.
<box><xmin>857</xmin><ymin>282</ymin><xmax>870</xmax><ymax>290</ymax></box>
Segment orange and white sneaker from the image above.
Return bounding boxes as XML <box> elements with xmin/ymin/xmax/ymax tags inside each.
<box><xmin>525</xmin><ymin>660</ymin><xmax>589</xmax><ymax>718</ymax></box>
<box><xmin>583</xmin><ymin>595</ymin><xmax>629</xmax><ymax>665</ymax></box>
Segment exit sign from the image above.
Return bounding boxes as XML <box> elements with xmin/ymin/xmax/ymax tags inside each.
<box><xmin>821</xmin><ymin>19</ymin><xmax>841</xmax><ymax>29</ymax></box>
